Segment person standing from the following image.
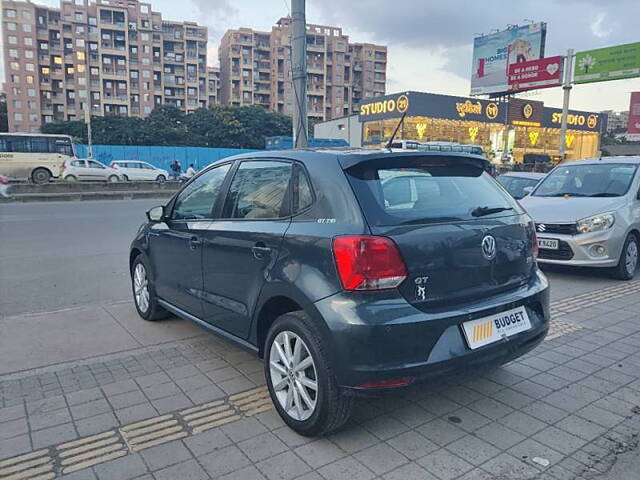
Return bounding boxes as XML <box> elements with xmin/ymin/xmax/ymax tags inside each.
<box><xmin>170</xmin><ymin>160</ymin><xmax>181</xmax><ymax>180</ymax></box>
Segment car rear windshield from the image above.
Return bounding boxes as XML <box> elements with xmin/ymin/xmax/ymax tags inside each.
<box><xmin>345</xmin><ymin>156</ymin><xmax>519</xmax><ymax>226</ymax></box>
<box><xmin>533</xmin><ymin>163</ymin><xmax>638</xmax><ymax>198</ymax></box>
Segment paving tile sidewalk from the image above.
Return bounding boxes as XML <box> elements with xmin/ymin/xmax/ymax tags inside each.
<box><xmin>1</xmin><ymin>288</ymin><xmax>640</xmax><ymax>479</ymax></box>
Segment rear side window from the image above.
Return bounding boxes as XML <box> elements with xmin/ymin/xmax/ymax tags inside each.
<box><xmin>346</xmin><ymin>156</ymin><xmax>518</xmax><ymax>226</ymax></box>
<box><xmin>223</xmin><ymin>161</ymin><xmax>293</xmax><ymax>219</ymax></box>
<box><xmin>293</xmin><ymin>164</ymin><xmax>313</xmax><ymax>213</ymax></box>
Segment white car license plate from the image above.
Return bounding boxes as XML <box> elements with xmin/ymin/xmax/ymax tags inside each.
<box><xmin>538</xmin><ymin>238</ymin><xmax>559</xmax><ymax>250</ymax></box>
<box><xmin>462</xmin><ymin>306</ymin><xmax>531</xmax><ymax>350</ymax></box>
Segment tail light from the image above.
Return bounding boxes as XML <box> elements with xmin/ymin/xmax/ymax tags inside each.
<box><xmin>530</xmin><ymin>223</ymin><xmax>539</xmax><ymax>260</ymax></box>
<box><xmin>332</xmin><ymin>235</ymin><xmax>407</xmax><ymax>291</ymax></box>
<box><xmin>111</xmin><ymin>163</ymin><xmax>118</xmax><ymax>168</ymax></box>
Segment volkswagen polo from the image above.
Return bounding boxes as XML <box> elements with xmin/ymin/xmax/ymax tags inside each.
<box><xmin>129</xmin><ymin>150</ymin><xmax>549</xmax><ymax>436</ymax></box>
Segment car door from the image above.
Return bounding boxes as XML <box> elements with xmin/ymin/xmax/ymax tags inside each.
<box><xmin>87</xmin><ymin>160</ymin><xmax>109</xmax><ymax>180</ymax></box>
<box><xmin>140</xmin><ymin>162</ymin><xmax>157</xmax><ymax>181</ymax></box>
<box><xmin>200</xmin><ymin>160</ymin><xmax>294</xmax><ymax>339</ymax></box>
<box><xmin>121</xmin><ymin>162</ymin><xmax>138</xmax><ymax>180</ymax></box>
<box><xmin>70</xmin><ymin>159</ymin><xmax>90</xmax><ymax>180</ymax></box>
<box><xmin>148</xmin><ymin>163</ymin><xmax>232</xmax><ymax>316</ymax></box>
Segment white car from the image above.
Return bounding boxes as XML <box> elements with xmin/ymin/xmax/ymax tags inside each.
<box><xmin>110</xmin><ymin>161</ymin><xmax>169</xmax><ymax>182</ymax></box>
<box><xmin>61</xmin><ymin>159</ymin><xmax>124</xmax><ymax>182</ymax></box>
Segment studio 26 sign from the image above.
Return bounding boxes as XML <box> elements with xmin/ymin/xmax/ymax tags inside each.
<box><xmin>359</xmin><ymin>94</ymin><xmax>409</xmax><ymax>117</ymax></box>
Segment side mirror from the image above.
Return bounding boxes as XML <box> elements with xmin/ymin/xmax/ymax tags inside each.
<box><xmin>523</xmin><ymin>186</ymin><xmax>535</xmax><ymax>196</ymax></box>
<box><xmin>146</xmin><ymin>205</ymin><xmax>165</xmax><ymax>222</ymax></box>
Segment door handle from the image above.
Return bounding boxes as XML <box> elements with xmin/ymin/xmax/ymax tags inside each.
<box><xmin>252</xmin><ymin>242</ymin><xmax>272</xmax><ymax>259</ymax></box>
<box><xmin>189</xmin><ymin>235</ymin><xmax>202</xmax><ymax>250</ymax></box>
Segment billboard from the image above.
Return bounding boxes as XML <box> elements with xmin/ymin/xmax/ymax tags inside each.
<box><xmin>628</xmin><ymin>92</ymin><xmax>640</xmax><ymax>134</ymax></box>
<box><xmin>574</xmin><ymin>42</ymin><xmax>640</xmax><ymax>84</ymax></box>
<box><xmin>508</xmin><ymin>56</ymin><xmax>563</xmax><ymax>92</ymax></box>
<box><xmin>470</xmin><ymin>23</ymin><xmax>546</xmax><ymax>95</ymax></box>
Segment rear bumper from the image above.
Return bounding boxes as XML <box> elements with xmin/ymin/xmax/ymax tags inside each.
<box><xmin>313</xmin><ymin>269</ymin><xmax>550</xmax><ymax>389</ymax></box>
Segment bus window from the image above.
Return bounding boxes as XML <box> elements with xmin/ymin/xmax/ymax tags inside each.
<box><xmin>54</xmin><ymin>138</ymin><xmax>73</xmax><ymax>156</ymax></box>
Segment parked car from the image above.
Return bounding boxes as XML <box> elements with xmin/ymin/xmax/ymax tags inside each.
<box><xmin>498</xmin><ymin>172</ymin><xmax>546</xmax><ymax>199</ymax></box>
<box><xmin>110</xmin><ymin>161</ymin><xmax>169</xmax><ymax>182</ymax></box>
<box><xmin>61</xmin><ymin>159</ymin><xmax>124</xmax><ymax>182</ymax></box>
<box><xmin>129</xmin><ymin>150</ymin><xmax>549</xmax><ymax>436</ymax></box>
<box><xmin>520</xmin><ymin>157</ymin><xmax>640</xmax><ymax>280</ymax></box>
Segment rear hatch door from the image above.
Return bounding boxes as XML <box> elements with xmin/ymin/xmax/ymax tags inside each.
<box><xmin>344</xmin><ymin>153</ymin><xmax>536</xmax><ymax>309</ymax></box>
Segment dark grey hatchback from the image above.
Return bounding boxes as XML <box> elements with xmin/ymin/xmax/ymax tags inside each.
<box><xmin>129</xmin><ymin>149</ymin><xmax>550</xmax><ymax>436</ymax></box>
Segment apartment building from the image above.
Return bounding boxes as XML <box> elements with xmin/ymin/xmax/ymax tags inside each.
<box><xmin>219</xmin><ymin>17</ymin><xmax>387</xmax><ymax>122</ymax></box>
<box><xmin>2</xmin><ymin>0</ymin><xmax>217</xmax><ymax>133</ymax></box>
<box><xmin>601</xmin><ymin>110</ymin><xmax>630</xmax><ymax>133</ymax></box>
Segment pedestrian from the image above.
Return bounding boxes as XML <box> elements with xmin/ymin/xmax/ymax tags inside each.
<box><xmin>0</xmin><ymin>174</ymin><xmax>11</xmax><ymax>199</ymax></box>
<box><xmin>185</xmin><ymin>163</ymin><xmax>196</xmax><ymax>179</ymax></box>
<box><xmin>170</xmin><ymin>160</ymin><xmax>181</xmax><ymax>180</ymax></box>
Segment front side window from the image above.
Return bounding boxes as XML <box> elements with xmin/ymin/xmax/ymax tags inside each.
<box><xmin>172</xmin><ymin>163</ymin><xmax>231</xmax><ymax>220</ymax></box>
<box><xmin>534</xmin><ymin>164</ymin><xmax>638</xmax><ymax>198</ymax></box>
<box><xmin>223</xmin><ymin>161</ymin><xmax>293</xmax><ymax>219</ymax></box>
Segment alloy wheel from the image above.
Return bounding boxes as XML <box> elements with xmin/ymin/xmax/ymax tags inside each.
<box><xmin>626</xmin><ymin>240</ymin><xmax>638</xmax><ymax>276</ymax></box>
<box><xmin>269</xmin><ymin>331</ymin><xmax>318</xmax><ymax>421</ymax></box>
<box><xmin>134</xmin><ymin>263</ymin><xmax>150</xmax><ymax>313</ymax></box>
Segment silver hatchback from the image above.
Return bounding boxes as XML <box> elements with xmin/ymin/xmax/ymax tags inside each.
<box><xmin>520</xmin><ymin>157</ymin><xmax>640</xmax><ymax>280</ymax></box>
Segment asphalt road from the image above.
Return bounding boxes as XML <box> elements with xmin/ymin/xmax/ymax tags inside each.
<box><xmin>0</xmin><ymin>199</ymin><xmax>159</xmax><ymax>317</ymax></box>
<box><xmin>0</xmin><ymin>199</ymin><xmax>626</xmax><ymax>318</ymax></box>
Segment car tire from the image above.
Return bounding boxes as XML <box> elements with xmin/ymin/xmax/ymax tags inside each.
<box><xmin>156</xmin><ymin>175</ymin><xmax>166</xmax><ymax>183</ymax></box>
<box><xmin>612</xmin><ymin>234</ymin><xmax>639</xmax><ymax>280</ymax></box>
<box><xmin>131</xmin><ymin>255</ymin><xmax>168</xmax><ymax>321</ymax></box>
<box><xmin>65</xmin><ymin>175</ymin><xmax>77</xmax><ymax>182</ymax></box>
<box><xmin>264</xmin><ymin>311</ymin><xmax>353</xmax><ymax>437</ymax></box>
<box><xmin>31</xmin><ymin>168</ymin><xmax>51</xmax><ymax>184</ymax></box>
<box><xmin>108</xmin><ymin>175</ymin><xmax>119</xmax><ymax>183</ymax></box>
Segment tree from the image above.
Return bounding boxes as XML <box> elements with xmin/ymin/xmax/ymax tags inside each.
<box><xmin>39</xmin><ymin>104</ymin><xmax>293</xmax><ymax>148</ymax></box>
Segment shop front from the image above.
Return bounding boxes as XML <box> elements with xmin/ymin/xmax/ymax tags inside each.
<box><xmin>358</xmin><ymin>91</ymin><xmax>605</xmax><ymax>163</ymax></box>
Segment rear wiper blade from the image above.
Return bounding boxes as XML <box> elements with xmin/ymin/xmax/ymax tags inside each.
<box><xmin>471</xmin><ymin>206</ymin><xmax>514</xmax><ymax>217</ymax></box>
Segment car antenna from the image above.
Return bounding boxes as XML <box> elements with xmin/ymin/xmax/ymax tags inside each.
<box><xmin>385</xmin><ymin>110</ymin><xmax>408</xmax><ymax>150</ymax></box>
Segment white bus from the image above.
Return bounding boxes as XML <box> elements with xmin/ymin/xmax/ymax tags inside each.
<box><xmin>0</xmin><ymin>133</ymin><xmax>77</xmax><ymax>184</ymax></box>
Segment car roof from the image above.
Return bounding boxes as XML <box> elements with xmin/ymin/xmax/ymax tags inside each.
<box><xmin>212</xmin><ymin>148</ymin><xmax>490</xmax><ymax>171</ymax></box>
<box><xmin>561</xmin><ymin>156</ymin><xmax>640</xmax><ymax>166</ymax></box>
<box><xmin>500</xmin><ymin>172</ymin><xmax>546</xmax><ymax>179</ymax></box>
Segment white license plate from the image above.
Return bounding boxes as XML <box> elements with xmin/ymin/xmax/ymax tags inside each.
<box><xmin>462</xmin><ymin>306</ymin><xmax>531</xmax><ymax>350</ymax></box>
<box><xmin>538</xmin><ymin>238</ymin><xmax>559</xmax><ymax>250</ymax></box>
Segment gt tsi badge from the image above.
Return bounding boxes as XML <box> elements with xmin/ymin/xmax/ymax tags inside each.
<box><xmin>414</xmin><ymin>276</ymin><xmax>429</xmax><ymax>301</ymax></box>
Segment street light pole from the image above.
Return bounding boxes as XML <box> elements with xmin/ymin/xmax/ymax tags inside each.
<box><xmin>291</xmin><ymin>0</ymin><xmax>308</xmax><ymax>148</ymax></box>
<box><xmin>84</xmin><ymin>44</ymin><xmax>93</xmax><ymax>159</ymax></box>
<box><xmin>559</xmin><ymin>48</ymin><xmax>574</xmax><ymax>160</ymax></box>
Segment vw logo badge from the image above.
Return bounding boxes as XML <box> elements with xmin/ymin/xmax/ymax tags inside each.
<box><xmin>537</xmin><ymin>223</ymin><xmax>546</xmax><ymax>233</ymax></box>
<box><xmin>481</xmin><ymin>235</ymin><xmax>497</xmax><ymax>260</ymax></box>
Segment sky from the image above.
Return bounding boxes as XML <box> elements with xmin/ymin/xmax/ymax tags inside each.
<box><xmin>3</xmin><ymin>0</ymin><xmax>639</xmax><ymax>112</ymax></box>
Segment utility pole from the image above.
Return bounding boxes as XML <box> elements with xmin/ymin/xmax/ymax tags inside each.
<box><xmin>559</xmin><ymin>48</ymin><xmax>574</xmax><ymax>160</ymax></box>
<box><xmin>291</xmin><ymin>0</ymin><xmax>308</xmax><ymax>148</ymax></box>
<box><xmin>84</xmin><ymin>44</ymin><xmax>93</xmax><ymax>158</ymax></box>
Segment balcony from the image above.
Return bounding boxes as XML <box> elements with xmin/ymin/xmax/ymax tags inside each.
<box><xmin>102</xmin><ymin>67</ymin><xmax>128</xmax><ymax>77</ymax></box>
<box><xmin>308</xmin><ymin>63</ymin><xmax>324</xmax><ymax>73</ymax></box>
<box><xmin>103</xmin><ymin>93</ymin><xmax>128</xmax><ymax>103</ymax></box>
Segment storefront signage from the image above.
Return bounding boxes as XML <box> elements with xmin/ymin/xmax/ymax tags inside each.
<box><xmin>359</xmin><ymin>94</ymin><xmax>409</xmax><ymax>117</ymax></box>
<box><xmin>508</xmin><ymin>98</ymin><xmax>543</xmax><ymax>127</ymax></box>
<box><xmin>529</xmin><ymin>131</ymin><xmax>539</xmax><ymax>146</ymax></box>
<box><xmin>416</xmin><ymin>123</ymin><xmax>427</xmax><ymax>139</ymax></box>
<box><xmin>456</xmin><ymin>100</ymin><xmax>482</xmax><ymax>118</ymax></box>
<box><xmin>550</xmin><ymin>112</ymin><xmax>597</xmax><ymax>127</ymax></box>
<box><xmin>508</xmin><ymin>56</ymin><xmax>563</xmax><ymax>92</ymax></box>
<box><xmin>468</xmin><ymin>127</ymin><xmax>479</xmax><ymax>142</ymax></box>
<box><xmin>574</xmin><ymin>42</ymin><xmax>640</xmax><ymax>84</ymax></box>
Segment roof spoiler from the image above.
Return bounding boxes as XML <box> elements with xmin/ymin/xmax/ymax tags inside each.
<box><xmin>338</xmin><ymin>151</ymin><xmax>491</xmax><ymax>172</ymax></box>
